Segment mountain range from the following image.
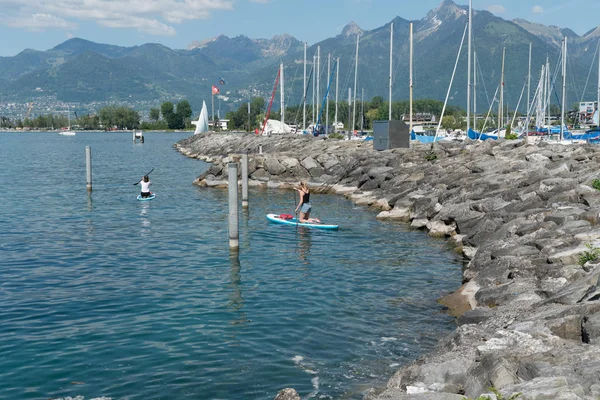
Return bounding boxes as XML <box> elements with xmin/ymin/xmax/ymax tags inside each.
<box><xmin>1</xmin><ymin>0</ymin><xmax>600</xmax><ymax>118</ymax></box>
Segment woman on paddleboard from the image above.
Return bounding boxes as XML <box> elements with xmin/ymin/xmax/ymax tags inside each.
<box><xmin>294</xmin><ymin>181</ymin><xmax>321</xmax><ymax>224</ymax></box>
<box><xmin>140</xmin><ymin>175</ymin><xmax>152</xmax><ymax>198</ymax></box>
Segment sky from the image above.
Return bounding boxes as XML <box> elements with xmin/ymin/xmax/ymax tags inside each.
<box><xmin>0</xmin><ymin>0</ymin><xmax>599</xmax><ymax>57</ymax></box>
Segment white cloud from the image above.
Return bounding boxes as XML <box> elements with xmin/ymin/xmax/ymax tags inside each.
<box><xmin>6</xmin><ymin>13</ymin><xmax>77</xmax><ymax>31</ymax></box>
<box><xmin>0</xmin><ymin>0</ymin><xmax>234</xmax><ymax>35</ymax></box>
<box><xmin>250</xmin><ymin>0</ymin><xmax>270</xmax><ymax>3</ymax></box>
<box><xmin>99</xmin><ymin>16</ymin><xmax>176</xmax><ymax>36</ymax></box>
<box><xmin>487</xmin><ymin>5</ymin><xmax>506</xmax><ymax>14</ymax></box>
<box><xmin>532</xmin><ymin>5</ymin><xmax>544</xmax><ymax>14</ymax></box>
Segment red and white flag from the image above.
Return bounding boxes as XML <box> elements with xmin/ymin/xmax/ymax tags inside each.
<box><xmin>212</xmin><ymin>85</ymin><xmax>220</xmax><ymax>95</ymax></box>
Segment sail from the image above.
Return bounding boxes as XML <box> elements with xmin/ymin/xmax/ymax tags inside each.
<box><xmin>261</xmin><ymin>119</ymin><xmax>292</xmax><ymax>135</ymax></box>
<box><xmin>192</xmin><ymin>101</ymin><xmax>209</xmax><ymax>135</ymax></box>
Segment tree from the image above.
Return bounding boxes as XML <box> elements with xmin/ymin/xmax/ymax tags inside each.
<box><xmin>160</xmin><ymin>102</ymin><xmax>178</xmax><ymax>129</ymax></box>
<box><xmin>98</xmin><ymin>106</ymin><xmax>140</xmax><ymax>130</ymax></box>
<box><xmin>175</xmin><ymin>100</ymin><xmax>192</xmax><ymax>129</ymax></box>
<box><xmin>149</xmin><ymin>108</ymin><xmax>160</xmax><ymax>121</ymax></box>
<box><xmin>370</xmin><ymin>96</ymin><xmax>384</xmax><ymax>110</ymax></box>
<box><xmin>99</xmin><ymin>105</ymin><xmax>117</xmax><ymax>129</ymax></box>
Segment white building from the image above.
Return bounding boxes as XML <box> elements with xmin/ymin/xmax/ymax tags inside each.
<box><xmin>208</xmin><ymin>119</ymin><xmax>229</xmax><ymax>131</ymax></box>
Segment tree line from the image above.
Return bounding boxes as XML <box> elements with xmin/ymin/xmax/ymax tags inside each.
<box><xmin>1</xmin><ymin>96</ymin><xmax>573</xmax><ymax>131</ymax></box>
<box><xmin>223</xmin><ymin>96</ymin><xmax>465</xmax><ymax>131</ymax></box>
<box><xmin>2</xmin><ymin>100</ymin><xmax>193</xmax><ymax>131</ymax></box>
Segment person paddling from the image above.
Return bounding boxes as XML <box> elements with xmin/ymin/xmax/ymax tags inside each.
<box><xmin>140</xmin><ymin>175</ymin><xmax>152</xmax><ymax>198</ymax></box>
<box><xmin>294</xmin><ymin>181</ymin><xmax>321</xmax><ymax>224</ymax></box>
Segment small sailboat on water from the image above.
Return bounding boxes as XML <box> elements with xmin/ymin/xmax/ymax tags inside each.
<box><xmin>58</xmin><ymin>105</ymin><xmax>76</xmax><ymax>136</ymax></box>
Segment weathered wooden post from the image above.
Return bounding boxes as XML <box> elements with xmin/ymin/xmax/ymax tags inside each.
<box><xmin>241</xmin><ymin>152</ymin><xmax>249</xmax><ymax>208</ymax></box>
<box><xmin>85</xmin><ymin>146</ymin><xmax>92</xmax><ymax>192</ymax></box>
<box><xmin>228</xmin><ymin>162</ymin><xmax>239</xmax><ymax>249</ymax></box>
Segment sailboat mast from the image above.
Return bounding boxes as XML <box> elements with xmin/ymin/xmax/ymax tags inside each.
<box><xmin>467</xmin><ymin>0</ymin><xmax>472</xmax><ymax>132</ymax></box>
<box><xmin>361</xmin><ymin>87</ymin><xmax>364</xmax><ymax>132</ymax></box>
<box><xmin>527</xmin><ymin>42</ymin><xmax>532</xmax><ymax>116</ymax></box>
<box><xmin>316</xmin><ymin>46</ymin><xmax>320</xmax><ymax>128</ymax></box>
<box><xmin>561</xmin><ymin>36</ymin><xmax>567</xmax><ymax>141</ymax></box>
<box><xmin>280</xmin><ymin>62</ymin><xmax>284</xmax><ymax>125</ymax></box>
<box><xmin>498</xmin><ymin>47</ymin><xmax>505</xmax><ymax>132</ymax></box>
<box><xmin>327</xmin><ymin>53</ymin><xmax>330</xmax><ymax>135</ymax></box>
<box><xmin>303</xmin><ymin>42</ymin><xmax>307</xmax><ymax>131</ymax></box>
<box><xmin>348</xmin><ymin>88</ymin><xmax>352</xmax><ymax>140</ymax></box>
<box><xmin>389</xmin><ymin>22</ymin><xmax>393</xmax><ymax>120</ymax></box>
<box><xmin>546</xmin><ymin>58</ymin><xmax>550</xmax><ymax>129</ymax></box>
<box><xmin>435</xmin><ymin>21</ymin><xmax>468</xmax><ymax>140</ymax></box>
<box><xmin>312</xmin><ymin>54</ymin><xmax>316</xmax><ymax>126</ymax></box>
<box><xmin>597</xmin><ymin>39</ymin><xmax>600</xmax><ymax>124</ymax></box>
<box><xmin>335</xmin><ymin>57</ymin><xmax>339</xmax><ymax>130</ymax></box>
<box><xmin>352</xmin><ymin>34</ymin><xmax>359</xmax><ymax>133</ymax></box>
<box><xmin>410</xmin><ymin>22</ymin><xmax>413</xmax><ymax>131</ymax></box>
<box><xmin>474</xmin><ymin>51</ymin><xmax>477</xmax><ymax>130</ymax></box>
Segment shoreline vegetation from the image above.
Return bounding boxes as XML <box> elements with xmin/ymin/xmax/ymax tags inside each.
<box><xmin>175</xmin><ymin>132</ymin><xmax>600</xmax><ymax>400</ymax></box>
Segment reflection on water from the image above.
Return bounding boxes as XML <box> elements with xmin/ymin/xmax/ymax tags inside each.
<box><xmin>228</xmin><ymin>254</ymin><xmax>244</xmax><ymax>310</ymax></box>
<box><xmin>87</xmin><ymin>192</ymin><xmax>93</xmax><ymax>212</ymax></box>
<box><xmin>140</xmin><ymin>201</ymin><xmax>151</xmax><ymax>231</ymax></box>
<box><xmin>296</xmin><ymin>228</ymin><xmax>312</xmax><ymax>263</ymax></box>
<box><xmin>228</xmin><ymin>254</ymin><xmax>247</xmax><ymax>326</ymax></box>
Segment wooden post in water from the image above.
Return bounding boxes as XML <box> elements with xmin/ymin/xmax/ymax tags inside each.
<box><xmin>228</xmin><ymin>162</ymin><xmax>239</xmax><ymax>249</ymax></box>
<box><xmin>241</xmin><ymin>152</ymin><xmax>249</xmax><ymax>208</ymax></box>
<box><xmin>85</xmin><ymin>146</ymin><xmax>92</xmax><ymax>192</ymax></box>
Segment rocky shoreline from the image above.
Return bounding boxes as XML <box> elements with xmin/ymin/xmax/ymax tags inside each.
<box><xmin>175</xmin><ymin>132</ymin><xmax>600</xmax><ymax>400</ymax></box>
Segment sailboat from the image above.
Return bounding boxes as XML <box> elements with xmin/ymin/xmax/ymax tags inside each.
<box><xmin>58</xmin><ymin>105</ymin><xmax>76</xmax><ymax>136</ymax></box>
<box><xmin>407</xmin><ymin>21</ymin><xmax>445</xmax><ymax>143</ymax></box>
<box><xmin>260</xmin><ymin>64</ymin><xmax>293</xmax><ymax>135</ymax></box>
<box><xmin>192</xmin><ymin>101</ymin><xmax>209</xmax><ymax>135</ymax></box>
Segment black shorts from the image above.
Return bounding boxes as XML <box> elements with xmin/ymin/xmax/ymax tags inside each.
<box><xmin>141</xmin><ymin>192</ymin><xmax>151</xmax><ymax>198</ymax></box>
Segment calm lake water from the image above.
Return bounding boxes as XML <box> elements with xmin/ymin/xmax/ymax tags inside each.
<box><xmin>0</xmin><ymin>131</ymin><xmax>463</xmax><ymax>400</ymax></box>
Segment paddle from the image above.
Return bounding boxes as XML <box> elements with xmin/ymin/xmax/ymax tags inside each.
<box><xmin>294</xmin><ymin>185</ymin><xmax>299</xmax><ymax>228</ymax></box>
<box><xmin>133</xmin><ymin>168</ymin><xmax>154</xmax><ymax>185</ymax></box>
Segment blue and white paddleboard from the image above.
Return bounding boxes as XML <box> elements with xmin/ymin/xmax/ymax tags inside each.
<box><xmin>266</xmin><ymin>213</ymin><xmax>338</xmax><ymax>230</ymax></box>
<box><xmin>137</xmin><ymin>193</ymin><xmax>156</xmax><ymax>201</ymax></box>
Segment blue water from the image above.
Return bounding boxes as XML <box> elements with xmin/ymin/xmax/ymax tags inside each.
<box><xmin>0</xmin><ymin>131</ymin><xmax>463</xmax><ymax>400</ymax></box>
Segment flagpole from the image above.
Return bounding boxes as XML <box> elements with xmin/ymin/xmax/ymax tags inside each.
<box><xmin>211</xmin><ymin>92</ymin><xmax>214</xmax><ymax>128</ymax></box>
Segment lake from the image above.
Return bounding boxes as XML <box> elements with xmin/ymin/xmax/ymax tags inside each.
<box><xmin>0</xmin><ymin>131</ymin><xmax>463</xmax><ymax>399</ymax></box>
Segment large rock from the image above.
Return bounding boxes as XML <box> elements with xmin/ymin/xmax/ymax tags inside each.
<box><xmin>274</xmin><ymin>388</ymin><xmax>300</xmax><ymax>400</ymax></box>
<box><xmin>265</xmin><ymin>157</ymin><xmax>287</xmax><ymax>175</ymax></box>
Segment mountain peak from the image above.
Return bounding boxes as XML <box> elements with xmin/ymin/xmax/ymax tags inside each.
<box><xmin>187</xmin><ymin>35</ymin><xmax>224</xmax><ymax>50</ymax></box>
<box><xmin>512</xmin><ymin>19</ymin><xmax>571</xmax><ymax>47</ymax></box>
<box><xmin>429</xmin><ymin>0</ymin><xmax>465</xmax><ymax>19</ymax></box>
<box><xmin>583</xmin><ymin>26</ymin><xmax>600</xmax><ymax>40</ymax></box>
<box><xmin>341</xmin><ymin>21</ymin><xmax>363</xmax><ymax>37</ymax></box>
<box><xmin>260</xmin><ymin>33</ymin><xmax>300</xmax><ymax>57</ymax></box>
<box><xmin>419</xmin><ymin>0</ymin><xmax>465</xmax><ymax>37</ymax></box>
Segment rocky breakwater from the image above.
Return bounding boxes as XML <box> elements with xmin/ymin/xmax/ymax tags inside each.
<box><xmin>175</xmin><ymin>132</ymin><xmax>600</xmax><ymax>400</ymax></box>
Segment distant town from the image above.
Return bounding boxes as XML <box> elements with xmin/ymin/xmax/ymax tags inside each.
<box><xmin>0</xmin><ymin>95</ymin><xmax>158</xmax><ymax>122</ymax></box>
